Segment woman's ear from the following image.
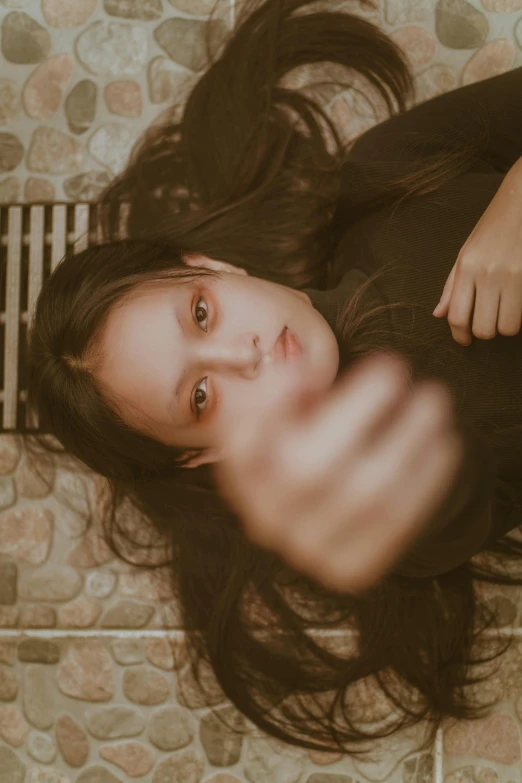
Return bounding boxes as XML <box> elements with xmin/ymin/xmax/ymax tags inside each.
<box><xmin>183</xmin><ymin>253</ymin><xmax>248</xmax><ymax>276</ymax></box>
<box><xmin>181</xmin><ymin>447</ymin><xmax>224</xmax><ymax>469</ymax></box>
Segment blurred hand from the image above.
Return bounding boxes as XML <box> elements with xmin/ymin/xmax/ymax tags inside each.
<box><xmin>212</xmin><ymin>352</ymin><xmax>463</xmax><ymax>593</ymax></box>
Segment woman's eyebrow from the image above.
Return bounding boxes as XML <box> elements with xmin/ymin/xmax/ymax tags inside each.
<box><xmin>166</xmin><ymin>306</ymin><xmax>189</xmax><ymax>422</ymax></box>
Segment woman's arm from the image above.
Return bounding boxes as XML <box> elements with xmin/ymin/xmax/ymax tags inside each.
<box><xmin>349</xmin><ymin>66</ymin><xmax>522</xmax><ymax>173</ymax></box>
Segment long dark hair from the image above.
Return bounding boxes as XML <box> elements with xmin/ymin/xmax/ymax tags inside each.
<box><xmin>26</xmin><ymin>0</ymin><xmax>522</xmax><ymax>758</ymax></box>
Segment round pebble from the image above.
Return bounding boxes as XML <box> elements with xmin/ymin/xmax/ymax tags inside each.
<box><xmin>154</xmin><ymin>17</ymin><xmax>228</xmax><ymax>71</ymax></box>
<box><xmin>482</xmin><ymin>0</ymin><xmax>522</xmax><ymax>9</ymax></box>
<box><xmin>0</xmin><ymin>79</ymin><xmax>20</xmax><ymax>125</ymax></box>
<box><xmin>63</xmin><ymin>170</ymin><xmax>110</xmax><ymax>200</ymax></box>
<box><xmin>65</xmin><ymin>80</ymin><xmax>97</xmax><ymax>135</ymax></box>
<box><xmin>104</xmin><ymin>80</ymin><xmax>142</xmax><ymax>117</ymax></box>
<box><xmin>0</xmin><ymin>665</ymin><xmax>18</xmax><ymax>700</ymax></box>
<box><xmin>0</xmin><ymin>477</ymin><xmax>16</xmax><ymax>509</ymax></box>
<box><xmin>169</xmin><ymin>0</ymin><xmax>223</xmax><ymax>13</ymax></box>
<box><xmin>435</xmin><ymin>0</ymin><xmax>489</xmax><ymax>50</ymax></box>
<box><xmin>101</xmin><ymin>600</ymin><xmax>155</xmax><ymax>629</ymax></box>
<box><xmin>57</xmin><ymin>640</ymin><xmax>114</xmax><ymax>702</ymax></box>
<box><xmin>0</xmin><ymin>746</ymin><xmax>25</xmax><ymax>783</ymax></box>
<box><xmin>461</xmin><ymin>39</ymin><xmax>515</xmax><ymax>86</ymax></box>
<box><xmin>0</xmin><ymin>705</ymin><xmax>29</xmax><ymax>748</ymax></box>
<box><xmin>244</xmin><ymin>738</ymin><xmax>305</xmax><ymax>783</ymax></box>
<box><xmin>200</xmin><ymin>706</ymin><xmax>244</xmax><ymax>766</ymax></box>
<box><xmin>123</xmin><ymin>666</ymin><xmax>170</xmax><ymax>706</ymax></box>
<box><xmin>0</xmin><ymin>508</ymin><xmax>53</xmax><ymax>566</ymax></box>
<box><xmin>42</xmin><ymin>0</ymin><xmax>97</xmax><ymax>28</ymax></box>
<box><xmin>443</xmin><ymin>712</ymin><xmax>521</xmax><ymax>765</ymax></box>
<box><xmin>19</xmin><ymin>566</ymin><xmax>82</xmax><ymax>602</ymax></box>
<box><xmin>18</xmin><ymin>640</ymin><xmax>60</xmax><ymax>664</ymax></box>
<box><xmin>100</xmin><ymin>742</ymin><xmax>155</xmax><ymax>777</ymax></box>
<box><xmin>77</xmin><ymin>768</ymin><xmax>122</xmax><ymax>783</ymax></box>
<box><xmin>20</xmin><ymin>605</ymin><xmax>56</xmax><ymax>628</ymax></box>
<box><xmin>16</xmin><ymin>453</ymin><xmax>54</xmax><ymax>499</ymax></box>
<box><xmin>23</xmin><ymin>665</ymin><xmax>57</xmax><ymax>730</ymax></box>
<box><xmin>516</xmin><ymin>18</ymin><xmax>522</xmax><ymax>49</ymax></box>
<box><xmin>88</xmin><ymin>123</ymin><xmax>135</xmax><ymax>175</ymax></box>
<box><xmin>85</xmin><ymin>570</ymin><xmax>116</xmax><ymax>599</ymax></box>
<box><xmin>389</xmin><ymin>25</ymin><xmax>436</xmax><ymax>71</ymax></box>
<box><xmin>0</xmin><ymin>132</ymin><xmax>24</xmax><ymax>174</ymax></box>
<box><xmin>104</xmin><ymin>0</ymin><xmax>163</xmax><ymax>20</ymax></box>
<box><xmin>1</xmin><ymin>11</ymin><xmax>51</xmax><ymax>64</ymax></box>
<box><xmin>85</xmin><ymin>705</ymin><xmax>145</xmax><ymax>740</ymax></box>
<box><xmin>27</xmin><ymin>730</ymin><xmax>57</xmax><ymax>763</ymax></box>
<box><xmin>22</xmin><ymin>53</ymin><xmax>74</xmax><ymax>120</ymax></box>
<box><xmin>27</xmin><ymin>126</ymin><xmax>83</xmax><ymax>174</ymax></box>
<box><xmin>58</xmin><ymin>596</ymin><xmax>102</xmax><ymax>628</ymax></box>
<box><xmin>0</xmin><ymin>436</ymin><xmax>20</xmax><ymax>474</ymax></box>
<box><xmin>24</xmin><ymin>177</ymin><xmax>55</xmax><ymax>202</ymax></box>
<box><xmin>148</xmin><ymin>706</ymin><xmax>193</xmax><ymax>752</ymax></box>
<box><xmin>415</xmin><ymin>64</ymin><xmax>457</xmax><ymax>101</ymax></box>
<box><xmin>76</xmin><ymin>21</ymin><xmax>148</xmax><ymax>77</ymax></box>
<box><xmin>56</xmin><ymin>713</ymin><xmax>89</xmax><ymax>767</ymax></box>
<box><xmin>110</xmin><ymin>639</ymin><xmax>144</xmax><ymax>666</ymax></box>
<box><xmin>152</xmin><ymin>750</ymin><xmax>205</xmax><ymax>783</ymax></box>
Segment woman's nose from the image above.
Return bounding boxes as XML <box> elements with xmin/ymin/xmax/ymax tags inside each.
<box><xmin>198</xmin><ymin>335</ymin><xmax>262</xmax><ymax>376</ymax></box>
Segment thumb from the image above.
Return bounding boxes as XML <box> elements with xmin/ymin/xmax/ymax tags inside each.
<box><xmin>433</xmin><ymin>266</ymin><xmax>456</xmax><ymax>317</ymax></box>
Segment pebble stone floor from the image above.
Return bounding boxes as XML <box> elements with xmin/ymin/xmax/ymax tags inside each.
<box><xmin>2</xmin><ymin>0</ymin><xmax>522</xmax><ymax>781</ymax></box>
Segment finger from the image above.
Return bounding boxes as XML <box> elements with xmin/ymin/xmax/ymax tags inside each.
<box><xmin>471</xmin><ymin>283</ymin><xmax>501</xmax><ymax>340</ymax></box>
<box><xmin>321</xmin><ymin>429</ymin><xmax>462</xmax><ymax>593</ymax></box>
<box><xmin>447</xmin><ymin>269</ymin><xmax>476</xmax><ymax>345</ymax></box>
<box><xmin>497</xmin><ymin>283</ymin><xmax>522</xmax><ymax>337</ymax></box>
<box><xmin>320</xmin><ymin>390</ymin><xmax>462</xmax><ymax>592</ymax></box>
<box><xmin>287</xmin><ymin>381</ymin><xmax>455</xmax><ymax>587</ymax></box>
<box><xmin>433</xmin><ymin>264</ymin><xmax>456</xmax><ymax>317</ymax></box>
<box><xmin>282</xmin><ymin>352</ymin><xmax>412</xmax><ymax>484</ymax></box>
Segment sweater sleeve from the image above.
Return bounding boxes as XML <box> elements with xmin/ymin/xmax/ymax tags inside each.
<box><xmin>348</xmin><ymin>66</ymin><xmax>522</xmax><ymax>174</ymax></box>
<box><xmin>390</xmin><ymin>421</ymin><xmax>508</xmax><ymax>578</ymax></box>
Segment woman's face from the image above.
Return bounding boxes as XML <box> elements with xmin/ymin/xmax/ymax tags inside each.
<box><xmin>94</xmin><ymin>255</ymin><xmax>340</xmax><ymax>465</ymax></box>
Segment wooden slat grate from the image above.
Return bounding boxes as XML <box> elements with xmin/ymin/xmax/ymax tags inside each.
<box><xmin>0</xmin><ymin>201</ymin><xmax>127</xmax><ymax>432</ymax></box>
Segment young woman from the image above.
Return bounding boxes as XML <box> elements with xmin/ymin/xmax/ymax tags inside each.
<box><xmin>26</xmin><ymin>0</ymin><xmax>522</xmax><ymax>758</ymax></box>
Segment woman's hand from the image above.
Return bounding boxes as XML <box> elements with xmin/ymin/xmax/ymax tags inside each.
<box><xmin>212</xmin><ymin>353</ymin><xmax>463</xmax><ymax>594</ymax></box>
<box><xmin>433</xmin><ymin>157</ymin><xmax>522</xmax><ymax>345</ymax></box>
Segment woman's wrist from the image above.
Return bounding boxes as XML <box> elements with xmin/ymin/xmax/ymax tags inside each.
<box><xmin>502</xmin><ymin>155</ymin><xmax>522</xmax><ymax>197</ymax></box>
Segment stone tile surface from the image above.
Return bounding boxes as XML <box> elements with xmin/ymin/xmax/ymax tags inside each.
<box><xmin>0</xmin><ymin>0</ymin><xmax>518</xmax><ymax>201</ymax></box>
<box><xmin>2</xmin><ymin>0</ymin><xmax>522</xmax><ymax>780</ymax></box>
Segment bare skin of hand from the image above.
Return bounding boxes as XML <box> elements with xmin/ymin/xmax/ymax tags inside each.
<box><xmin>433</xmin><ymin>156</ymin><xmax>522</xmax><ymax>345</ymax></box>
<box><xmin>213</xmin><ymin>352</ymin><xmax>463</xmax><ymax>594</ymax></box>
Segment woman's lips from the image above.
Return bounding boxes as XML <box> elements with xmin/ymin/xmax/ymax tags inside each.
<box><xmin>274</xmin><ymin>327</ymin><xmax>302</xmax><ymax>363</ymax></box>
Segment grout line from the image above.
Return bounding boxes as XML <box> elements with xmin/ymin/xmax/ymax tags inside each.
<box><xmin>0</xmin><ymin>627</ymin><xmax>358</xmax><ymax>640</ymax></box>
<box><xmin>434</xmin><ymin>727</ymin><xmax>444</xmax><ymax>783</ymax></box>
<box><xmin>0</xmin><ymin>629</ymin><xmax>187</xmax><ymax>639</ymax></box>
<box><xmin>0</xmin><ymin>627</ymin><xmax>517</xmax><ymax>640</ymax></box>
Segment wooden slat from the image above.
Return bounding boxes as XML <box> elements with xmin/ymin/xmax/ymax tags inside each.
<box><xmin>25</xmin><ymin>205</ymin><xmax>45</xmax><ymax>430</ymax></box>
<box><xmin>118</xmin><ymin>202</ymin><xmax>129</xmax><ymax>239</ymax></box>
<box><xmin>2</xmin><ymin>207</ymin><xmax>22</xmax><ymax>429</ymax></box>
<box><xmin>27</xmin><ymin>205</ymin><xmax>44</xmax><ymax>322</ymax></box>
<box><xmin>73</xmin><ymin>203</ymin><xmax>90</xmax><ymax>252</ymax></box>
<box><xmin>50</xmin><ymin>204</ymin><xmax>67</xmax><ymax>271</ymax></box>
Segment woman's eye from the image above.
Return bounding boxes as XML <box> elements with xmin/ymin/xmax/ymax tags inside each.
<box><xmin>194</xmin><ymin>296</ymin><xmax>208</xmax><ymax>332</ymax></box>
<box><xmin>193</xmin><ymin>377</ymin><xmax>208</xmax><ymax>417</ymax></box>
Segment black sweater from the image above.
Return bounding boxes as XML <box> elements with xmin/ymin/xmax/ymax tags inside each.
<box><xmin>306</xmin><ymin>66</ymin><xmax>522</xmax><ymax>578</ymax></box>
